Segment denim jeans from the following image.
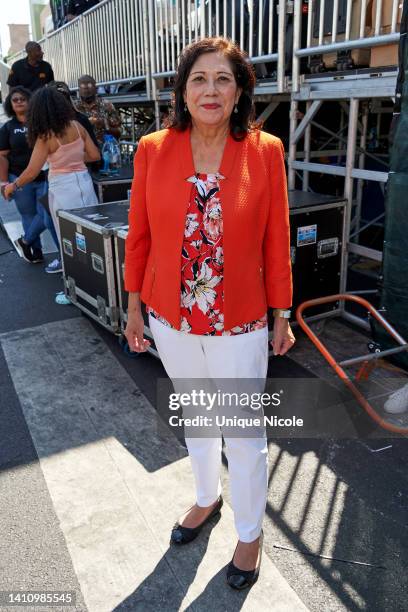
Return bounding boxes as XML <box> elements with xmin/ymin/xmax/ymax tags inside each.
<box><xmin>42</xmin><ymin>203</ymin><xmax>60</xmax><ymax>251</ymax></box>
<box><xmin>9</xmin><ymin>174</ymin><xmax>49</xmax><ymax>251</ymax></box>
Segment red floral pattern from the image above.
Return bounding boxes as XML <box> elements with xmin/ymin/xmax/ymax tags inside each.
<box><xmin>149</xmin><ymin>173</ymin><xmax>267</xmax><ymax>335</ymax></box>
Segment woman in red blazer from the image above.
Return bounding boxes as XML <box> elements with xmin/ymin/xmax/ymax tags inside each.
<box><xmin>125</xmin><ymin>37</ymin><xmax>295</xmax><ymax>590</ymax></box>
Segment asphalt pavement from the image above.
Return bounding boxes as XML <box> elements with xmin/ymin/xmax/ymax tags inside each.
<box><xmin>0</xmin><ymin>217</ymin><xmax>407</xmax><ymax>612</ymax></box>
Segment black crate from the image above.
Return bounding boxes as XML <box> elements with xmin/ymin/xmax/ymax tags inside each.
<box><xmin>288</xmin><ymin>190</ymin><xmax>346</xmax><ymax>318</ymax></box>
<box><xmin>58</xmin><ymin>201</ymin><xmax>130</xmax><ymax>332</ymax></box>
<box><xmin>91</xmin><ymin>166</ymin><xmax>133</xmax><ymax>203</ymax></box>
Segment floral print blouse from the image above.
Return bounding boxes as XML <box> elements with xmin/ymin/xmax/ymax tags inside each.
<box><xmin>149</xmin><ymin>172</ymin><xmax>267</xmax><ymax>335</ymax></box>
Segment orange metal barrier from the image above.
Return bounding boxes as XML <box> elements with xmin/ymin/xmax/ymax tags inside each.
<box><xmin>296</xmin><ymin>294</ymin><xmax>408</xmax><ymax>435</ymax></box>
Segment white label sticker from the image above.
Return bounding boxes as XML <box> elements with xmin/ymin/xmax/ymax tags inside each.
<box><xmin>91</xmin><ymin>253</ymin><xmax>104</xmax><ymax>274</ymax></box>
<box><xmin>75</xmin><ymin>232</ymin><xmax>87</xmax><ymax>253</ymax></box>
<box><xmin>297</xmin><ymin>224</ymin><xmax>317</xmax><ymax>247</ymax></box>
<box><xmin>62</xmin><ymin>238</ymin><xmax>73</xmax><ymax>257</ymax></box>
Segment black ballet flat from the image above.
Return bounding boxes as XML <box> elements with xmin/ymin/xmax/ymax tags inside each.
<box><xmin>226</xmin><ymin>531</ymin><xmax>264</xmax><ymax>590</ymax></box>
<box><xmin>171</xmin><ymin>496</ymin><xmax>223</xmax><ymax>545</ymax></box>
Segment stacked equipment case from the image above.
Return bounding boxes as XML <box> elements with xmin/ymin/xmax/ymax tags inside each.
<box><xmin>91</xmin><ymin>167</ymin><xmax>133</xmax><ymax>203</ymax></box>
<box><xmin>288</xmin><ymin>190</ymin><xmax>346</xmax><ymax>317</ymax></box>
<box><xmin>58</xmin><ymin>201</ymin><xmax>129</xmax><ymax>332</ymax></box>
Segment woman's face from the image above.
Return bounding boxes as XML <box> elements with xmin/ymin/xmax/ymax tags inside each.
<box><xmin>184</xmin><ymin>52</ymin><xmax>242</xmax><ymax>129</ymax></box>
<box><xmin>11</xmin><ymin>93</ymin><xmax>28</xmax><ymax>116</ymax></box>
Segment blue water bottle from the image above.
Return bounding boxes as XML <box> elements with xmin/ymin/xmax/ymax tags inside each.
<box><xmin>101</xmin><ymin>135</ymin><xmax>122</xmax><ymax>175</ymax></box>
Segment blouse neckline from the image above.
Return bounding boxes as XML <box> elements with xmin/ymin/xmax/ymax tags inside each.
<box><xmin>178</xmin><ymin>126</ymin><xmax>241</xmax><ymax>181</ymax></box>
<box><xmin>186</xmin><ymin>172</ymin><xmax>225</xmax><ymax>183</ymax></box>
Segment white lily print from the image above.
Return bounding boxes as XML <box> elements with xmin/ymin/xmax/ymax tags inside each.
<box><xmin>213</xmin><ymin>312</ymin><xmax>224</xmax><ymax>331</ymax></box>
<box><xmin>180</xmin><ymin>316</ymin><xmax>192</xmax><ymax>333</ymax></box>
<box><xmin>191</xmin><ymin>239</ymin><xmax>202</xmax><ymax>250</ymax></box>
<box><xmin>182</xmin><ymin>261</ymin><xmax>221</xmax><ymax>314</ymax></box>
<box><xmin>185</xmin><ymin>213</ymin><xmax>199</xmax><ymax>237</ymax></box>
<box><xmin>203</xmin><ymin>199</ymin><xmax>223</xmax><ymax>241</ymax></box>
<box><xmin>187</xmin><ymin>173</ymin><xmax>225</xmax><ymax>202</ymax></box>
<box><xmin>214</xmin><ymin>246</ymin><xmax>224</xmax><ymax>267</ymax></box>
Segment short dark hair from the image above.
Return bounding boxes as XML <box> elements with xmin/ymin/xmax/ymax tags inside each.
<box><xmin>25</xmin><ymin>41</ymin><xmax>41</xmax><ymax>53</ymax></box>
<box><xmin>78</xmin><ymin>74</ymin><xmax>96</xmax><ymax>85</ymax></box>
<box><xmin>169</xmin><ymin>37</ymin><xmax>258</xmax><ymax>141</ymax></box>
<box><xmin>27</xmin><ymin>87</ymin><xmax>75</xmax><ymax>147</ymax></box>
<box><xmin>47</xmin><ymin>80</ymin><xmax>72</xmax><ymax>102</ymax></box>
<box><xmin>4</xmin><ymin>86</ymin><xmax>31</xmax><ymax>118</ymax></box>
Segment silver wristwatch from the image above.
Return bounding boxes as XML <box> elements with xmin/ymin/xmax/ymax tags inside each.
<box><xmin>273</xmin><ymin>308</ymin><xmax>292</xmax><ymax>319</ymax></box>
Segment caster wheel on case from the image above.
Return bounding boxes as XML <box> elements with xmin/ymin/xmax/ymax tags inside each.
<box><xmin>118</xmin><ymin>335</ymin><xmax>140</xmax><ymax>358</ymax></box>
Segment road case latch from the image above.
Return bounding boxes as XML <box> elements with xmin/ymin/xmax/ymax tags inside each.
<box><xmin>66</xmin><ymin>276</ymin><xmax>77</xmax><ymax>303</ymax></box>
<box><xmin>97</xmin><ymin>296</ymin><xmax>108</xmax><ymax>324</ymax></box>
<box><xmin>317</xmin><ymin>238</ymin><xmax>339</xmax><ymax>259</ymax></box>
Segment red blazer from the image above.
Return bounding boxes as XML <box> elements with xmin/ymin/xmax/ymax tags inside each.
<box><xmin>125</xmin><ymin>127</ymin><xmax>292</xmax><ymax>330</ymax></box>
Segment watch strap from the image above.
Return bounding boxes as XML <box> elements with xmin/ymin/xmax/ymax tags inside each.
<box><xmin>273</xmin><ymin>308</ymin><xmax>291</xmax><ymax>319</ymax></box>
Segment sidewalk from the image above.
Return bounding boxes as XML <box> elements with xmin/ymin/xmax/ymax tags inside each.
<box><xmin>0</xmin><ymin>229</ymin><xmax>406</xmax><ymax>611</ymax></box>
<box><xmin>0</xmin><ymin>191</ymin><xmax>57</xmax><ymax>256</ymax></box>
<box><xmin>0</xmin><ymin>316</ymin><xmax>309</xmax><ymax>612</ymax></box>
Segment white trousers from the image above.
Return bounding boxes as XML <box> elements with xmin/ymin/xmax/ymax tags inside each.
<box><xmin>149</xmin><ymin>314</ymin><xmax>269</xmax><ymax>543</ymax></box>
<box><xmin>48</xmin><ymin>170</ymin><xmax>98</xmax><ymax>247</ymax></box>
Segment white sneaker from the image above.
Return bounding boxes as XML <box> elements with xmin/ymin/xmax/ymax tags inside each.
<box><xmin>384</xmin><ymin>382</ymin><xmax>408</xmax><ymax>414</ymax></box>
<box><xmin>45</xmin><ymin>258</ymin><xmax>62</xmax><ymax>274</ymax></box>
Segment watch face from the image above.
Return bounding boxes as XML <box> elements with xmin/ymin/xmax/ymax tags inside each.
<box><xmin>274</xmin><ymin>309</ymin><xmax>291</xmax><ymax>318</ymax></box>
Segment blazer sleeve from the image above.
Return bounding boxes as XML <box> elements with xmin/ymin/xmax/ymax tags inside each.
<box><xmin>124</xmin><ymin>137</ymin><xmax>151</xmax><ymax>292</ymax></box>
<box><xmin>263</xmin><ymin>139</ymin><xmax>293</xmax><ymax>309</ymax></box>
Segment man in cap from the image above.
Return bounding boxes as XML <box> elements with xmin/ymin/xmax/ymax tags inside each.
<box><xmin>75</xmin><ymin>75</ymin><xmax>121</xmax><ymax>145</ymax></box>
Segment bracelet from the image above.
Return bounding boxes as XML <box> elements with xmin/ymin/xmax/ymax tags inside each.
<box><xmin>273</xmin><ymin>308</ymin><xmax>291</xmax><ymax>319</ymax></box>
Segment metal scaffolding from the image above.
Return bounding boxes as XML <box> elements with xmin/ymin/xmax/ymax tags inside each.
<box><xmin>1</xmin><ymin>0</ymin><xmax>402</xmax><ymax>328</ymax></box>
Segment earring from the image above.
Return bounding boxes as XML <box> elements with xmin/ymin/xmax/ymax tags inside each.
<box><xmin>184</xmin><ymin>103</ymin><xmax>188</xmax><ymax>112</ymax></box>
<box><xmin>234</xmin><ymin>104</ymin><xmax>238</xmax><ymax>114</ymax></box>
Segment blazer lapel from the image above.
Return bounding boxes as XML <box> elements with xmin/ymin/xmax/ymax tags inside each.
<box><xmin>178</xmin><ymin>127</ymin><xmax>196</xmax><ymax>180</ymax></box>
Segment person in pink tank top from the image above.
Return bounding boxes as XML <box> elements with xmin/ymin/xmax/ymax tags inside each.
<box><xmin>4</xmin><ymin>88</ymin><xmax>101</xmax><ymax>274</ymax></box>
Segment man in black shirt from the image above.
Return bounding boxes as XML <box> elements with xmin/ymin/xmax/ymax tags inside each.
<box><xmin>7</xmin><ymin>42</ymin><xmax>54</xmax><ymax>92</ymax></box>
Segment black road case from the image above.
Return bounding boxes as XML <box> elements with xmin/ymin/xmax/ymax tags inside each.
<box><xmin>114</xmin><ymin>228</ymin><xmax>159</xmax><ymax>358</ymax></box>
<box><xmin>59</xmin><ymin>201</ymin><xmax>129</xmax><ymax>332</ymax></box>
<box><xmin>288</xmin><ymin>190</ymin><xmax>346</xmax><ymax>317</ymax></box>
<box><xmin>91</xmin><ymin>166</ymin><xmax>133</xmax><ymax>203</ymax></box>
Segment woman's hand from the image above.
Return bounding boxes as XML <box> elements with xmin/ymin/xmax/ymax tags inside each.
<box><xmin>270</xmin><ymin>317</ymin><xmax>295</xmax><ymax>356</ymax></box>
<box><xmin>89</xmin><ymin>116</ymin><xmax>104</xmax><ymax>128</ymax></box>
<box><xmin>3</xmin><ymin>182</ymin><xmax>16</xmax><ymax>200</ymax></box>
<box><xmin>124</xmin><ymin>307</ymin><xmax>151</xmax><ymax>353</ymax></box>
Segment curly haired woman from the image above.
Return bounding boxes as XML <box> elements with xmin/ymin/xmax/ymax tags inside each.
<box><xmin>4</xmin><ymin>87</ymin><xmax>100</xmax><ymax>245</ymax></box>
